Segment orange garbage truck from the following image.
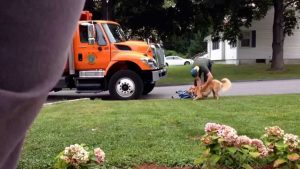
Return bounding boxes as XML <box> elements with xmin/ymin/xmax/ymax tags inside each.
<box><xmin>54</xmin><ymin>11</ymin><xmax>167</xmax><ymax>100</ymax></box>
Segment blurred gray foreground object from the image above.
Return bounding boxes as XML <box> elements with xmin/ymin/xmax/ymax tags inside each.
<box><xmin>0</xmin><ymin>1</ymin><xmax>85</xmax><ymax>168</ymax></box>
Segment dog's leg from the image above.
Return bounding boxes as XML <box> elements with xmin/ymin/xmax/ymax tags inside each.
<box><xmin>215</xmin><ymin>92</ymin><xmax>220</xmax><ymax>100</ymax></box>
<box><xmin>193</xmin><ymin>89</ymin><xmax>203</xmax><ymax>100</ymax></box>
<box><xmin>212</xmin><ymin>90</ymin><xmax>216</xmax><ymax>99</ymax></box>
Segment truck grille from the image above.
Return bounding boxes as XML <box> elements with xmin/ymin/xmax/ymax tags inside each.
<box><xmin>151</xmin><ymin>44</ymin><xmax>166</xmax><ymax>69</ymax></box>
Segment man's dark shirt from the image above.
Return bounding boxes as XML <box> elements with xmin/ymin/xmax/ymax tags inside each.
<box><xmin>192</xmin><ymin>57</ymin><xmax>211</xmax><ymax>77</ymax></box>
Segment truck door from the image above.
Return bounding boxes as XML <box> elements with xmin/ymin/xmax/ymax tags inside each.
<box><xmin>74</xmin><ymin>23</ymin><xmax>110</xmax><ymax>70</ymax></box>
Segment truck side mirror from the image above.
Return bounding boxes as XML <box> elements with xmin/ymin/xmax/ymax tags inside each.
<box><xmin>87</xmin><ymin>24</ymin><xmax>96</xmax><ymax>45</ymax></box>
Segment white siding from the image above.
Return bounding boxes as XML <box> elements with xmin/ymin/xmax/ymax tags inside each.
<box><xmin>210</xmin><ymin>41</ymin><xmax>224</xmax><ymax>60</ymax></box>
<box><xmin>238</xmin><ymin>9</ymin><xmax>274</xmax><ymax>60</ymax></box>
<box><xmin>205</xmin><ymin>8</ymin><xmax>300</xmax><ymax>64</ymax></box>
<box><xmin>225</xmin><ymin>40</ymin><xmax>237</xmax><ymax>60</ymax></box>
<box><xmin>284</xmin><ymin>28</ymin><xmax>300</xmax><ymax>59</ymax></box>
<box><xmin>238</xmin><ymin>8</ymin><xmax>300</xmax><ymax>61</ymax></box>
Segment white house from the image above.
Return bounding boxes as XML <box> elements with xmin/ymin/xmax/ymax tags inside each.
<box><xmin>205</xmin><ymin>9</ymin><xmax>300</xmax><ymax>64</ymax></box>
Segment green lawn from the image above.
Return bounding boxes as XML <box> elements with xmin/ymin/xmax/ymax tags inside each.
<box><xmin>157</xmin><ymin>64</ymin><xmax>300</xmax><ymax>86</ymax></box>
<box><xmin>19</xmin><ymin>95</ymin><xmax>300</xmax><ymax>168</ymax></box>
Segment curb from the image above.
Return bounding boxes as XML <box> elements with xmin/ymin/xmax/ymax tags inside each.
<box><xmin>156</xmin><ymin>78</ymin><xmax>300</xmax><ymax>87</ymax></box>
<box><xmin>44</xmin><ymin>98</ymin><xmax>90</xmax><ymax>106</ymax></box>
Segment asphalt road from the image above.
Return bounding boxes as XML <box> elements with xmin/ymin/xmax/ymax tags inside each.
<box><xmin>47</xmin><ymin>79</ymin><xmax>300</xmax><ymax>102</ymax></box>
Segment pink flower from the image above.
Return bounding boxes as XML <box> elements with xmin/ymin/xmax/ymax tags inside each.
<box><xmin>235</xmin><ymin>135</ymin><xmax>252</xmax><ymax>147</ymax></box>
<box><xmin>251</xmin><ymin>139</ymin><xmax>269</xmax><ymax>157</ymax></box>
<box><xmin>94</xmin><ymin>148</ymin><xmax>105</xmax><ymax>164</ymax></box>
<box><xmin>217</xmin><ymin>125</ymin><xmax>238</xmax><ymax>146</ymax></box>
<box><xmin>204</xmin><ymin>123</ymin><xmax>222</xmax><ymax>133</ymax></box>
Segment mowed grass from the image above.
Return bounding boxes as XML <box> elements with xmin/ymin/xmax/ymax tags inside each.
<box><xmin>157</xmin><ymin>64</ymin><xmax>300</xmax><ymax>86</ymax></box>
<box><xmin>18</xmin><ymin>95</ymin><xmax>300</xmax><ymax>168</ymax></box>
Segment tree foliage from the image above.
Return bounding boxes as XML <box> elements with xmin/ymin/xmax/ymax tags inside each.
<box><xmin>84</xmin><ymin>0</ymin><xmax>210</xmax><ymax>55</ymax></box>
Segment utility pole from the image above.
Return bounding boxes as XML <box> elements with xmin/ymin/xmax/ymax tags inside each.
<box><xmin>106</xmin><ymin>0</ymin><xmax>109</xmax><ymax>20</ymax></box>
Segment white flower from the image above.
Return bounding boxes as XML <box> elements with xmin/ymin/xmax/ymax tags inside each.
<box><xmin>62</xmin><ymin>144</ymin><xmax>89</xmax><ymax>166</ymax></box>
<box><xmin>284</xmin><ymin>133</ymin><xmax>299</xmax><ymax>149</ymax></box>
<box><xmin>265</xmin><ymin>126</ymin><xmax>284</xmax><ymax>138</ymax></box>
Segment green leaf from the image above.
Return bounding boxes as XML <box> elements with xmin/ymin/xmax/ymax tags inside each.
<box><xmin>211</xmin><ymin>135</ymin><xmax>219</xmax><ymax>139</ymax></box>
<box><xmin>218</xmin><ymin>138</ymin><xmax>224</xmax><ymax>143</ymax></box>
<box><xmin>194</xmin><ymin>157</ymin><xmax>205</xmax><ymax>165</ymax></box>
<box><xmin>210</xmin><ymin>154</ymin><xmax>220</xmax><ymax>165</ymax></box>
<box><xmin>227</xmin><ymin>147</ymin><xmax>237</xmax><ymax>154</ymax></box>
<box><xmin>273</xmin><ymin>158</ymin><xmax>287</xmax><ymax>167</ymax></box>
<box><xmin>242</xmin><ymin>164</ymin><xmax>253</xmax><ymax>169</ymax></box>
<box><xmin>243</xmin><ymin>145</ymin><xmax>254</xmax><ymax>150</ymax></box>
<box><xmin>249</xmin><ymin>152</ymin><xmax>261</xmax><ymax>158</ymax></box>
<box><xmin>287</xmin><ymin>153</ymin><xmax>300</xmax><ymax>161</ymax></box>
<box><xmin>296</xmin><ymin>163</ymin><xmax>300</xmax><ymax>169</ymax></box>
<box><xmin>275</xmin><ymin>142</ymin><xmax>287</xmax><ymax>151</ymax></box>
<box><xmin>203</xmin><ymin>148</ymin><xmax>211</xmax><ymax>157</ymax></box>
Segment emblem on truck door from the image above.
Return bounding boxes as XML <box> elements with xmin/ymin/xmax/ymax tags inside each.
<box><xmin>88</xmin><ymin>54</ymin><xmax>96</xmax><ymax>64</ymax></box>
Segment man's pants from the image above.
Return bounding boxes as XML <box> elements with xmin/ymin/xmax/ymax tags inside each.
<box><xmin>203</xmin><ymin>61</ymin><xmax>213</xmax><ymax>82</ymax></box>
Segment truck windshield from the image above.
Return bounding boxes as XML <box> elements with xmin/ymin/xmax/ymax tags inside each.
<box><xmin>102</xmin><ymin>23</ymin><xmax>126</xmax><ymax>43</ymax></box>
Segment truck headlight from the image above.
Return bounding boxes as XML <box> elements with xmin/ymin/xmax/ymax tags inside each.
<box><xmin>141</xmin><ymin>57</ymin><xmax>158</xmax><ymax>69</ymax></box>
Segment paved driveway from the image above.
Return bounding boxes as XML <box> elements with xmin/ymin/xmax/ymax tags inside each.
<box><xmin>47</xmin><ymin>79</ymin><xmax>300</xmax><ymax>102</ymax></box>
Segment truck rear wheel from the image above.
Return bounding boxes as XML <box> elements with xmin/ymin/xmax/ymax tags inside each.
<box><xmin>143</xmin><ymin>83</ymin><xmax>155</xmax><ymax>95</ymax></box>
<box><xmin>109</xmin><ymin>70</ymin><xmax>143</xmax><ymax>100</ymax></box>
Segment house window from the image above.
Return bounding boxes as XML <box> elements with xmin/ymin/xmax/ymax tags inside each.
<box><xmin>212</xmin><ymin>40</ymin><xmax>220</xmax><ymax>50</ymax></box>
<box><xmin>230</xmin><ymin>42</ymin><xmax>237</xmax><ymax>48</ymax></box>
<box><xmin>241</xmin><ymin>30</ymin><xmax>256</xmax><ymax>48</ymax></box>
<box><xmin>241</xmin><ymin>31</ymin><xmax>251</xmax><ymax>47</ymax></box>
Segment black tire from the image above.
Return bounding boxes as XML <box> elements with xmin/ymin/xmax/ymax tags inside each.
<box><xmin>143</xmin><ymin>83</ymin><xmax>155</xmax><ymax>95</ymax></box>
<box><xmin>108</xmin><ymin>70</ymin><xmax>143</xmax><ymax>100</ymax></box>
<box><xmin>184</xmin><ymin>61</ymin><xmax>190</xmax><ymax>65</ymax></box>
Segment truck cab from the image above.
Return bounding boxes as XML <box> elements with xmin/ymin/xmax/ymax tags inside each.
<box><xmin>56</xmin><ymin>11</ymin><xmax>167</xmax><ymax>100</ymax></box>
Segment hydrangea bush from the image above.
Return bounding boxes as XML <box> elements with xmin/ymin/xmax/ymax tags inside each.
<box><xmin>262</xmin><ymin>126</ymin><xmax>300</xmax><ymax>168</ymax></box>
<box><xmin>195</xmin><ymin>123</ymin><xmax>268</xmax><ymax>169</ymax></box>
<box><xmin>54</xmin><ymin>144</ymin><xmax>105</xmax><ymax>169</ymax></box>
<box><xmin>196</xmin><ymin>123</ymin><xmax>300</xmax><ymax>169</ymax></box>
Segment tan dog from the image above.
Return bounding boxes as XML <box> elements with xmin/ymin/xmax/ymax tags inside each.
<box><xmin>192</xmin><ymin>78</ymin><xmax>231</xmax><ymax>100</ymax></box>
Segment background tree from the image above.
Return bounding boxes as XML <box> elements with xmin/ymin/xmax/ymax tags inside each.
<box><xmin>200</xmin><ymin>0</ymin><xmax>300</xmax><ymax>70</ymax></box>
<box><xmin>188</xmin><ymin>30</ymin><xmax>208</xmax><ymax>58</ymax></box>
<box><xmin>84</xmin><ymin>0</ymin><xmax>210</xmax><ymax>57</ymax></box>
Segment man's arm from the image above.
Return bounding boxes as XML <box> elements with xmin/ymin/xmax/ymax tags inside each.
<box><xmin>202</xmin><ymin>72</ymin><xmax>213</xmax><ymax>90</ymax></box>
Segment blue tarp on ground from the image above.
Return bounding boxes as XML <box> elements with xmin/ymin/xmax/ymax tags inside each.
<box><xmin>175</xmin><ymin>90</ymin><xmax>193</xmax><ymax>99</ymax></box>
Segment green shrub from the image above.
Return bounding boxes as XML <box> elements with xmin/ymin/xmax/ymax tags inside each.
<box><xmin>164</xmin><ymin>50</ymin><xmax>186</xmax><ymax>57</ymax></box>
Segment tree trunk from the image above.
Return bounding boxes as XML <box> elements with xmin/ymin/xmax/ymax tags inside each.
<box><xmin>271</xmin><ymin>0</ymin><xmax>285</xmax><ymax>70</ymax></box>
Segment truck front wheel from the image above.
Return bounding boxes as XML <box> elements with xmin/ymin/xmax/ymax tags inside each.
<box><xmin>109</xmin><ymin>70</ymin><xmax>143</xmax><ymax>100</ymax></box>
<box><xmin>143</xmin><ymin>83</ymin><xmax>155</xmax><ymax>95</ymax></box>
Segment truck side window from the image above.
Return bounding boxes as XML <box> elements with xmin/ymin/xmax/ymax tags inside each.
<box><xmin>95</xmin><ymin>24</ymin><xmax>107</xmax><ymax>46</ymax></box>
<box><xmin>79</xmin><ymin>25</ymin><xmax>89</xmax><ymax>43</ymax></box>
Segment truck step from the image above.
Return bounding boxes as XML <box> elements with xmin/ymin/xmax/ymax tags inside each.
<box><xmin>76</xmin><ymin>83</ymin><xmax>102</xmax><ymax>91</ymax></box>
<box><xmin>76</xmin><ymin>83</ymin><xmax>101</xmax><ymax>87</ymax></box>
<box><xmin>76</xmin><ymin>90</ymin><xmax>103</xmax><ymax>93</ymax></box>
<box><xmin>75</xmin><ymin>78</ymin><xmax>103</xmax><ymax>91</ymax></box>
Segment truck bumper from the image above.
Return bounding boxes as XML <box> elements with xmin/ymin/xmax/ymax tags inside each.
<box><xmin>152</xmin><ymin>68</ymin><xmax>167</xmax><ymax>82</ymax></box>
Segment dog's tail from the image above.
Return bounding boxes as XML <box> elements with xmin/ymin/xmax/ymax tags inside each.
<box><xmin>221</xmin><ymin>78</ymin><xmax>232</xmax><ymax>92</ymax></box>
